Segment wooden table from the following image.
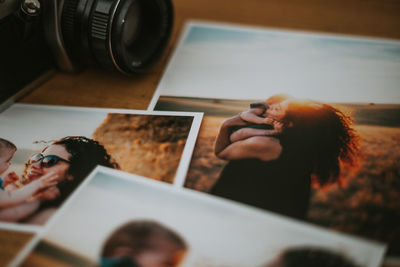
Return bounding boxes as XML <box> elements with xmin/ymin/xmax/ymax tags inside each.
<box><xmin>5</xmin><ymin>0</ymin><xmax>400</xmax><ymax>265</ymax></box>
<box><xmin>20</xmin><ymin>0</ymin><xmax>400</xmax><ymax>110</ymax></box>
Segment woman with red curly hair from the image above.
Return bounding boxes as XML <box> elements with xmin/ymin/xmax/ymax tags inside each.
<box><xmin>211</xmin><ymin>95</ymin><xmax>359</xmax><ymax>219</ymax></box>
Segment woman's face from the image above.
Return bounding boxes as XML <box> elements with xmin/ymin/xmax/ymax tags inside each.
<box><xmin>26</xmin><ymin>144</ymin><xmax>72</xmax><ymax>182</ymax></box>
<box><xmin>265</xmin><ymin>99</ymin><xmax>291</xmax><ymax>121</ymax></box>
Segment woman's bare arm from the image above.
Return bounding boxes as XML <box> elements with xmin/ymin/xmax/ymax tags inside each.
<box><xmin>214</xmin><ymin>114</ymin><xmax>247</xmax><ymax>156</ymax></box>
<box><xmin>2</xmin><ymin>172</ymin><xmax>19</xmax><ymax>189</ymax></box>
<box><xmin>218</xmin><ymin>136</ymin><xmax>282</xmax><ymax>161</ymax></box>
<box><xmin>0</xmin><ymin>172</ymin><xmax>58</xmax><ymax>208</ymax></box>
<box><xmin>229</xmin><ymin>127</ymin><xmax>282</xmax><ymax>143</ymax></box>
<box><xmin>215</xmin><ymin>107</ymin><xmax>270</xmax><ymax>156</ymax></box>
<box><xmin>215</xmin><ymin>104</ymin><xmax>285</xmax><ymax>158</ymax></box>
<box><xmin>239</xmin><ymin>107</ymin><xmax>271</xmax><ymax>124</ymax></box>
<box><xmin>25</xmin><ymin>208</ymin><xmax>57</xmax><ymax>225</ymax></box>
<box><xmin>0</xmin><ymin>201</ymin><xmax>40</xmax><ymax>222</ymax></box>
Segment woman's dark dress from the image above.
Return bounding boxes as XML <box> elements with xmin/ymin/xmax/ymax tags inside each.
<box><xmin>210</xmin><ymin>136</ymin><xmax>313</xmax><ymax>220</ymax></box>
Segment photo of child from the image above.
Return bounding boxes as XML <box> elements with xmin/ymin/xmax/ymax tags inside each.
<box><xmin>0</xmin><ymin>138</ymin><xmax>61</xmax><ymax>223</ymax></box>
<box><xmin>1</xmin><ymin>136</ymin><xmax>118</xmax><ymax>226</ymax></box>
<box><xmin>18</xmin><ymin>167</ymin><xmax>385</xmax><ymax>267</ymax></box>
<box><xmin>100</xmin><ymin>220</ymin><xmax>187</xmax><ymax>267</ymax></box>
<box><xmin>0</xmin><ymin>104</ymin><xmax>200</xmax><ymax>228</ymax></box>
<box><xmin>0</xmin><ymin>104</ymin><xmax>201</xmax><ymax>266</ymax></box>
<box><xmin>264</xmin><ymin>246</ymin><xmax>361</xmax><ymax>267</ymax></box>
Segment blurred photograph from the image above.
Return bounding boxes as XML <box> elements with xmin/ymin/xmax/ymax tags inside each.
<box><xmin>100</xmin><ymin>220</ymin><xmax>187</xmax><ymax>267</ymax></box>
<box><xmin>0</xmin><ymin>104</ymin><xmax>201</xmax><ymax>228</ymax></box>
<box><xmin>263</xmin><ymin>246</ymin><xmax>363</xmax><ymax>267</ymax></box>
<box><xmin>19</xmin><ymin>167</ymin><xmax>385</xmax><ymax>267</ymax></box>
<box><xmin>151</xmin><ymin>21</ymin><xmax>400</xmax><ymax>258</ymax></box>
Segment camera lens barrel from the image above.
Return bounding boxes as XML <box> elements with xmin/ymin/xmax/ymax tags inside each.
<box><xmin>89</xmin><ymin>0</ymin><xmax>121</xmax><ymax>71</ymax></box>
<box><xmin>61</xmin><ymin>0</ymin><xmax>173</xmax><ymax>74</ymax></box>
<box><xmin>21</xmin><ymin>0</ymin><xmax>41</xmax><ymax>16</ymax></box>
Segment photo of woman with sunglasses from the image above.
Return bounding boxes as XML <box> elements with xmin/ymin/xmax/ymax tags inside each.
<box><xmin>0</xmin><ymin>138</ymin><xmax>60</xmax><ymax>223</ymax></box>
<box><xmin>0</xmin><ymin>136</ymin><xmax>118</xmax><ymax>225</ymax></box>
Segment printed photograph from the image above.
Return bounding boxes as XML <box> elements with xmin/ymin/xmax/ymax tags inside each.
<box><xmin>0</xmin><ymin>104</ymin><xmax>200</xmax><ymax>227</ymax></box>
<box><xmin>19</xmin><ymin>167</ymin><xmax>385</xmax><ymax>267</ymax></box>
<box><xmin>151</xmin><ymin>22</ymin><xmax>400</xmax><ymax>257</ymax></box>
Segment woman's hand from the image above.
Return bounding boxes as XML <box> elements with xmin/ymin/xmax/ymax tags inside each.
<box><xmin>218</xmin><ymin>136</ymin><xmax>282</xmax><ymax>161</ymax></box>
<box><xmin>230</xmin><ymin>127</ymin><xmax>278</xmax><ymax>143</ymax></box>
<box><xmin>272</xmin><ymin>120</ymin><xmax>284</xmax><ymax>133</ymax></box>
<box><xmin>215</xmin><ymin>105</ymin><xmax>272</xmax><ymax>158</ymax></box>
<box><xmin>37</xmin><ymin>172</ymin><xmax>59</xmax><ymax>190</ymax></box>
<box><xmin>31</xmin><ymin>186</ymin><xmax>60</xmax><ymax>202</ymax></box>
<box><xmin>215</xmin><ymin>103</ymin><xmax>283</xmax><ymax>160</ymax></box>
<box><xmin>3</xmin><ymin>172</ymin><xmax>19</xmax><ymax>188</ymax></box>
<box><xmin>239</xmin><ymin>107</ymin><xmax>271</xmax><ymax>125</ymax></box>
<box><xmin>23</xmin><ymin>172</ymin><xmax>59</xmax><ymax>202</ymax></box>
<box><xmin>230</xmin><ymin>120</ymin><xmax>284</xmax><ymax>143</ymax></box>
<box><xmin>229</xmin><ymin>106</ymin><xmax>284</xmax><ymax>143</ymax></box>
<box><xmin>215</xmin><ymin>113</ymin><xmax>247</xmax><ymax>157</ymax></box>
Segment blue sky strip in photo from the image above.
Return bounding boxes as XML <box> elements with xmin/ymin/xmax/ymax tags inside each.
<box><xmin>159</xmin><ymin>23</ymin><xmax>400</xmax><ymax>104</ymax></box>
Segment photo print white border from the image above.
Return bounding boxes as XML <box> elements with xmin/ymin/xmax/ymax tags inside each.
<box><xmin>147</xmin><ymin>20</ymin><xmax>400</xmax><ymax>264</ymax></box>
<box><xmin>12</xmin><ymin>166</ymin><xmax>386</xmax><ymax>267</ymax></box>
<box><xmin>0</xmin><ymin>103</ymin><xmax>202</xmax><ymax>234</ymax></box>
<box><xmin>148</xmin><ymin>19</ymin><xmax>400</xmax><ymax>108</ymax></box>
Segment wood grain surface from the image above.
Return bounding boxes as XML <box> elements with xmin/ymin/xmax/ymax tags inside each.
<box><xmin>7</xmin><ymin>0</ymin><xmax>400</xmax><ymax>265</ymax></box>
<box><xmin>20</xmin><ymin>0</ymin><xmax>400</xmax><ymax>109</ymax></box>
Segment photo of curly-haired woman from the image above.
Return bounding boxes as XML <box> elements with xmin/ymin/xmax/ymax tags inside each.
<box><xmin>211</xmin><ymin>94</ymin><xmax>360</xmax><ymax>220</ymax></box>
<box><xmin>0</xmin><ymin>105</ymin><xmax>199</xmax><ymax>228</ymax></box>
<box><xmin>0</xmin><ymin>104</ymin><xmax>200</xmax><ymax>265</ymax></box>
<box><xmin>152</xmin><ymin>22</ymin><xmax>400</xmax><ymax>257</ymax></box>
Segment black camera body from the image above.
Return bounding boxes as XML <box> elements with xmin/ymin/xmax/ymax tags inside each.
<box><xmin>0</xmin><ymin>0</ymin><xmax>173</xmax><ymax>105</ymax></box>
<box><xmin>0</xmin><ymin>1</ymin><xmax>53</xmax><ymax>106</ymax></box>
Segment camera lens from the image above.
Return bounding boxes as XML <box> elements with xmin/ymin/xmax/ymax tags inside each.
<box><xmin>121</xmin><ymin>2</ymin><xmax>140</xmax><ymax>46</ymax></box>
<box><xmin>61</xmin><ymin>0</ymin><xmax>173</xmax><ymax>74</ymax></box>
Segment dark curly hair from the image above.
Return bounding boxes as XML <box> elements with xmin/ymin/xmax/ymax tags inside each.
<box><xmin>266</xmin><ymin>95</ymin><xmax>359</xmax><ymax>186</ymax></box>
<box><xmin>49</xmin><ymin>136</ymin><xmax>119</xmax><ymax>205</ymax></box>
<box><xmin>101</xmin><ymin>220</ymin><xmax>187</xmax><ymax>259</ymax></box>
<box><xmin>270</xmin><ymin>247</ymin><xmax>361</xmax><ymax>267</ymax></box>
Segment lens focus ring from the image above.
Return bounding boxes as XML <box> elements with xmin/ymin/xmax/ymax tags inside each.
<box><xmin>62</xmin><ymin>0</ymin><xmax>174</xmax><ymax>74</ymax></box>
<box><xmin>88</xmin><ymin>0</ymin><xmax>120</xmax><ymax>71</ymax></box>
<box><xmin>91</xmin><ymin>11</ymin><xmax>108</xmax><ymax>40</ymax></box>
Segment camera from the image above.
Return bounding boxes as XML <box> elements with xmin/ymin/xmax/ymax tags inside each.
<box><xmin>0</xmin><ymin>0</ymin><xmax>173</xmax><ymax>105</ymax></box>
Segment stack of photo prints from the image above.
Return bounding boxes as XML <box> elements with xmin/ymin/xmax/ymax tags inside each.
<box><xmin>1</xmin><ymin>21</ymin><xmax>399</xmax><ymax>267</ymax></box>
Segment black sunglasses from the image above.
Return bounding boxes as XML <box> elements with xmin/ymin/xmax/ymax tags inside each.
<box><xmin>29</xmin><ymin>153</ymin><xmax>70</xmax><ymax>168</ymax></box>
